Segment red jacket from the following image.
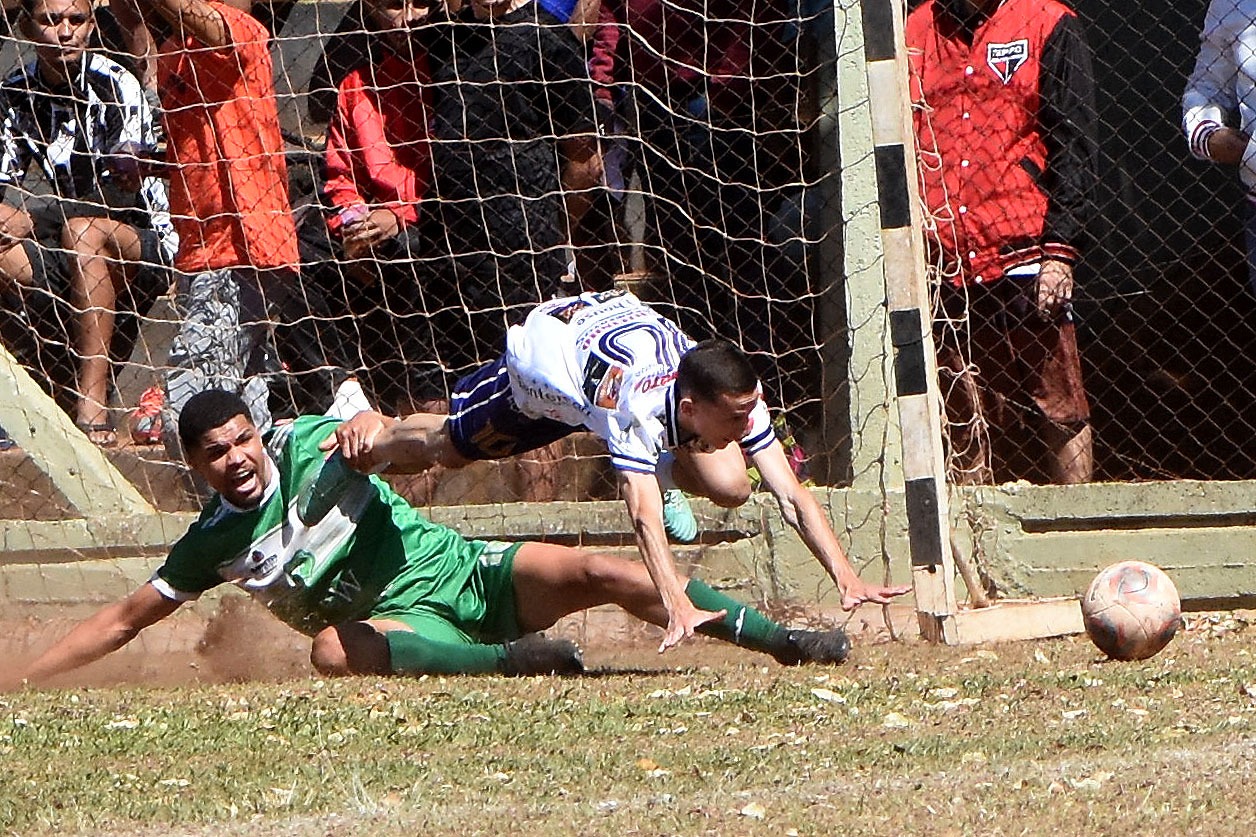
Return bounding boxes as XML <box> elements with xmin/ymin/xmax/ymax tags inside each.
<box><xmin>908</xmin><ymin>0</ymin><xmax>1097</xmax><ymax>286</ymax></box>
<box><xmin>323</xmin><ymin>52</ymin><xmax>432</xmax><ymax>233</ymax></box>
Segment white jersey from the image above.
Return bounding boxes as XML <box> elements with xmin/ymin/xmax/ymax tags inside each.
<box><xmin>1183</xmin><ymin>0</ymin><xmax>1256</xmax><ymax>197</ymax></box>
<box><xmin>505</xmin><ymin>290</ymin><xmax>774</xmax><ymax>474</ymax></box>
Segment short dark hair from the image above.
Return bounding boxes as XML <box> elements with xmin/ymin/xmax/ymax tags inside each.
<box><xmin>675</xmin><ymin>340</ymin><xmax>759</xmax><ymax>402</ymax></box>
<box><xmin>178</xmin><ymin>389</ymin><xmax>253</xmax><ymax>453</ymax></box>
<box><xmin>20</xmin><ymin>0</ymin><xmax>90</xmax><ymax>18</ymax></box>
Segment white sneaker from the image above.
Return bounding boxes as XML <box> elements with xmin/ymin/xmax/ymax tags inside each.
<box><xmin>327</xmin><ymin>377</ymin><xmax>373</xmax><ymax>420</ymax></box>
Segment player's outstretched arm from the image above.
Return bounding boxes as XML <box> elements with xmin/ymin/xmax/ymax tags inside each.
<box><xmin>14</xmin><ymin>584</ymin><xmax>182</xmax><ymax>689</ymax></box>
<box><xmin>321</xmin><ymin>410</ymin><xmax>463</xmax><ymax>474</ymax></box>
<box><xmin>618</xmin><ymin>470</ymin><xmax>725</xmax><ymax>650</ymax></box>
<box><xmin>750</xmin><ymin>441</ymin><xmax>911</xmax><ymax>610</ymax></box>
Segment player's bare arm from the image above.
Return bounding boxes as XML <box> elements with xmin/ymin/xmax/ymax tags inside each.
<box><xmin>618</xmin><ymin>469</ymin><xmax>725</xmax><ymax>650</ymax></box>
<box><xmin>15</xmin><ymin>584</ymin><xmax>182</xmax><ymax>689</ymax></box>
<box><xmin>749</xmin><ymin>440</ymin><xmax>911</xmax><ymax>611</ymax></box>
<box><xmin>323</xmin><ymin>410</ymin><xmax>465</xmax><ymax>474</ymax></box>
<box><xmin>137</xmin><ymin>0</ymin><xmax>232</xmax><ymax>48</ymax></box>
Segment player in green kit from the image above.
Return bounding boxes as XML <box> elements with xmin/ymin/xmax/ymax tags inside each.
<box><xmin>14</xmin><ymin>390</ymin><xmax>852</xmax><ymax>687</ymax></box>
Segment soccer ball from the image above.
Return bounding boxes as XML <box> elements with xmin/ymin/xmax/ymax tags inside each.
<box><xmin>1081</xmin><ymin>560</ymin><xmax>1181</xmax><ymax>661</ymax></box>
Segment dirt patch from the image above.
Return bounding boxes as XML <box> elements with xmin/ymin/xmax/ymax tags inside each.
<box><xmin>2</xmin><ymin>596</ymin><xmax>916</xmax><ymax>689</ymax></box>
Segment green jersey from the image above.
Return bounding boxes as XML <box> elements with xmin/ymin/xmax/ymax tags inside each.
<box><xmin>154</xmin><ymin>416</ymin><xmax>498</xmax><ymax>636</ymax></box>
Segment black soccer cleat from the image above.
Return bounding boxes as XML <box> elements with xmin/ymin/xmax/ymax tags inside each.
<box><xmin>771</xmin><ymin>628</ymin><xmax>852</xmax><ymax>666</ymax></box>
<box><xmin>502</xmin><ymin>633</ymin><xmax>585</xmax><ymax>676</ymax></box>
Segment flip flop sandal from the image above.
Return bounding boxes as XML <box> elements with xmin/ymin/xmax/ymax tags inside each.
<box><xmin>77</xmin><ymin>421</ymin><xmax>118</xmax><ymax>448</ymax></box>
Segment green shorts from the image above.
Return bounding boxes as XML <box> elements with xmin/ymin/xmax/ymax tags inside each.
<box><xmin>368</xmin><ymin>541</ymin><xmax>523</xmax><ymax>645</ymax></box>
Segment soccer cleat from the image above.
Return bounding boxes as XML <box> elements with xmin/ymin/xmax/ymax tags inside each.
<box><xmin>771</xmin><ymin>628</ymin><xmax>851</xmax><ymax>666</ymax></box>
<box><xmin>327</xmin><ymin>376</ymin><xmax>374</xmax><ymax>421</ymax></box>
<box><xmin>662</xmin><ymin>488</ymin><xmax>698</xmax><ymax>543</ymax></box>
<box><xmin>502</xmin><ymin>633</ymin><xmax>584</xmax><ymax>676</ymax></box>
<box><xmin>129</xmin><ymin>385</ymin><xmax>165</xmax><ymax>445</ymax></box>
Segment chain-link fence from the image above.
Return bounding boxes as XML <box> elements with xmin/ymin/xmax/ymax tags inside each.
<box><xmin>1</xmin><ymin>0</ymin><xmax>1246</xmax><ymax>539</ymax></box>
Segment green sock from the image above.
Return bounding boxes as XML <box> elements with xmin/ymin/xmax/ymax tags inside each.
<box><xmin>685</xmin><ymin>578</ymin><xmax>789</xmax><ymax>656</ymax></box>
<box><xmin>386</xmin><ymin>631</ymin><xmax>507</xmax><ymax>675</ymax></box>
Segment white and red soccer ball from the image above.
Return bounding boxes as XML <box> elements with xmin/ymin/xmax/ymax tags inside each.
<box><xmin>1081</xmin><ymin>560</ymin><xmax>1181</xmax><ymax>661</ymax></box>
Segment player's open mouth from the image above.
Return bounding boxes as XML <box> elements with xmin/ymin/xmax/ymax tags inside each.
<box><xmin>230</xmin><ymin>469</ymin><xmax>257</xmax><ymax>492</ymax></box>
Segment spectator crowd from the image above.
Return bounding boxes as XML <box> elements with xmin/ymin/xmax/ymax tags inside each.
<box><xmin>0</xmin><ymin>0</ymin><xmax>823</xmax><ymax>467</ymax></box>
<box><xmin>5</xmin><ymin>0</ymin><xmax>1243</xmax><ymax>489</ymax></box>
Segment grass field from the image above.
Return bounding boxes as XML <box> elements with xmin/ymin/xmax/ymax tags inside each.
<box><xmin>2</xmin><ymin>612</ymin><xmax>1254</xmax><ymax>836</ymax></box>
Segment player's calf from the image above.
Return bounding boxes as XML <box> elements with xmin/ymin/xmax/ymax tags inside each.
<box><xmin>310</xmin><ymin>622</ymin><xmax>393</xmax><ymax>676</ymax></box>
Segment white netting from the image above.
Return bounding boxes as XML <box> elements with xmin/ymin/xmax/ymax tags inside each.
<box><xmin>0</xmin><ymin>0</ymin><xmax>852</xmax><ymax>516</ymax></box>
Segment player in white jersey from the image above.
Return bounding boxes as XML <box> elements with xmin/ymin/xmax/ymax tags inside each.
<box><xmin>326</xmin><ymin>291</ymin><xmax>911</xmax><ymax>652</ymax></box>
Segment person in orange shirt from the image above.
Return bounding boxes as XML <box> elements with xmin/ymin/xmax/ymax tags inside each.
<box><xmin>118</xmin><ymin>0</ymin><xmax>298</xmax><ymax>448</ymax></box>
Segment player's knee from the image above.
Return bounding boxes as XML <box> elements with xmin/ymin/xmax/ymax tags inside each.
<box><xmin>309</xmin><ymin>627</ymin><xmax>350</xmax><ymax>676</ymax></box>
<box><xmin>310</xmin><ymin>622</ymin><xmax>390</xmax><ymax>676</ymax></box>
<box><xmin>707</xmin><ymin>479</ymin><xmax>752</xmax><ymax>509</ymax></box>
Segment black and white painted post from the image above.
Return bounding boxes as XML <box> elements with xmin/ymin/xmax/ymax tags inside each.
<box><xmin>835</xmin><ymin>0</ymin><xmax>959</xmax><ymax>640</ymax></box>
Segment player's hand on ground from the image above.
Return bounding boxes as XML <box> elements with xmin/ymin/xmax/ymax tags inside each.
<box><xmin>1036</xmin><ymin>259</ymin><xmax>1074</xmax><ymax>320</ymax></box>
<box><xmin>321</xmin><ymin>410</ymin><xmax>391</xmax><ymax>472</ymax></box>
<box><xmin>839</xmin><ymin>578</ymin><xmax>913</xmax><ymax>611</ymax></box>
<box><xmin>659</xmin><ymin>604</ymin><xmax>727</xmax><ymax>652</ymax></box>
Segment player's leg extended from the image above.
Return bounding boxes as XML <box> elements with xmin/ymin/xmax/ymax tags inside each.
<box><xmin>310</xmin><ymin>614</ymin><xmax>580</xmax><ymax>676</ymax></box>
<box><xmin>511</xmin><ymin>542</ymin><xmax>850</xmax><ymax>665</ymax></box>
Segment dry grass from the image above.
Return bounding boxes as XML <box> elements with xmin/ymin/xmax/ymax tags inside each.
<box><xmin>2</xmin><ymin>613</ymin><xmax>1254</xmax><ymax>836</ymax></box>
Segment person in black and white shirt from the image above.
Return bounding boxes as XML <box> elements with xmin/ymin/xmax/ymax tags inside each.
<box><xmin>0</xmin><ymin>0</ymin><xmax>175</xmax><ymax>446</ymax></box>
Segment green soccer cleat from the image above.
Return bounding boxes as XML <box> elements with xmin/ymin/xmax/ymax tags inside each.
<box><xmin>662</xmin><ymin>488</ymin><xmax>698</xmax><ymax>543</ymax></box>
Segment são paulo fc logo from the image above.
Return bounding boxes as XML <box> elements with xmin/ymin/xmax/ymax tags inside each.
<box><xmin>986</xmin><ymin>39</ymin><xmax>1029</xmax><ymax>83</ymax></box>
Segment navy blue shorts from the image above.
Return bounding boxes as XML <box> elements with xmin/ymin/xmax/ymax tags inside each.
<box><xmin>447</xmin><ymin>355</ymin><xmax>578</xmax><ymax>461</ymax></box>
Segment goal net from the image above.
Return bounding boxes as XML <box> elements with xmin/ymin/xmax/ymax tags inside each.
<box><xmin>0</xmin><ymin>0</ymin><xmax>900</xmax><ymax>651</ymax></box>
